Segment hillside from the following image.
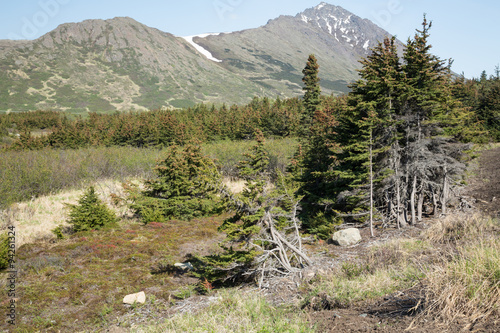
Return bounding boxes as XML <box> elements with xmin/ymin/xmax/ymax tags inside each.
<box><xmin>0</xmin><ymin>17</ymin><xmax>267</xmax><ymax>112</ymax></box>
<box><xmin>0</xmin><ymin>2</ymin><xmax>402</xmax><ymax>112</ymax></box>
<box><xmin>195</xmin><ymin>2</ymin><xmax>401</xmax><ymax>96</ymax></box>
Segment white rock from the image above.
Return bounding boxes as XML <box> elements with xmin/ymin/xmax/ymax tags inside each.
<box><xmin>174</xmin><ymin>262</ymin><xmax>194</xmax><ymax>271</ymax></box>
<box><xmin>123</xmin><ymin>291</ymin><xmax>146</xmax><ymax>304</ymax></box>
<box><xmin>332</xmin><ymin>228</ymin><xmax>361</xmax><ymax>246</ymax></box>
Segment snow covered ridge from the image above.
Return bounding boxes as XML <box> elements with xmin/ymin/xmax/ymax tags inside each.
<box><xmin>299</xmin><ymin>4</ymin><xmax>371</xmax><ymax>50</ymax></box>
<box><xmin>182</xmin><ymin>33</ymin><xmax>222</xmax><ymax>63</ymax></box>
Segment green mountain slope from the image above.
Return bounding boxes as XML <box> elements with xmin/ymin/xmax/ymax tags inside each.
<box><xmin>0</xmin><ymin>3</ymin><xmax>401</xmax><ymax>112</ymax></box>
<box><xmin>0</xmin><ymin>17</ymin><xmax>268</xmax><ymax>112</ymax></box>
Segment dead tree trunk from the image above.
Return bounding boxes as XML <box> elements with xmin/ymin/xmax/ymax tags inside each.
<box><xmin>417</xmin><ymin>190</ymin><xmax>424</xmax><ymax>221</ymax></box>
<box><xmin>369</xmin><ymin>128</ymin><xmax>374</xmax><ymax>237</ymax></box>
<box><xmin>441</xmin><ymin>167</ymin><xmax>448</xmax><ymax>215</ymax></box>
<box><xmin>410</xmin><ymin>174</ymin><xmax>417</xmax><ymax>225</ymax></box>
<box><xmin>430</xmin><ymin>184</ymin><xmax>438</xmax><ymax>217</ymax></box>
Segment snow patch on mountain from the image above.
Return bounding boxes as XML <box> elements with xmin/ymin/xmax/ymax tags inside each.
<box><xmin>182</xmin><ymin>34</ymin><xmax>222</xmax><ymax>63</ymax></box>
<box><xmin>297</xmin><ymin>3</ymin><xmax>374</xmax><ymax>51</ymax></box>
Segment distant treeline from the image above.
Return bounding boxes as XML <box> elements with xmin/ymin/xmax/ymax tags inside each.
<box><xmin>452</xmin><ymin>70</ymin><xmax>500</xmax><ymax>141</ymax></box>
<box><xmin>1</xmin><ymin>97</ymin><xmax>309</xmax><ymax>150</ymax></box>
<box><xmin>0</xmin><ymin>69</ymin><xmax>498</xmax><ymax>151</ymax></box>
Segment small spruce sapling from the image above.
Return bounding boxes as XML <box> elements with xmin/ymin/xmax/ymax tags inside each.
<box><xmin>0</xmin><ymin>233</ymin><xmax>9</xmax><ymax>270</ymax></box>
<box><xmin>66</xmin><ymin>186</ymin><xmax>117</xmax><ymax>232</ymax></box>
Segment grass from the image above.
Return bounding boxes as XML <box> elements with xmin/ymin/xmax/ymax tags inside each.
<box><xmin>0</xmin><ymin>138</ymin><xmax>299</xmax><ymax>209</ymax></box>
<box><xmin>0</xmin><ymin>211</ymin><xmax>227</xmax><ymax>332</ymax></box>
<box><xmin>1</xmin><ymin>197</ymin><xmax>498</xmax><ymax>332</ymax></box>
<box><xmin>1</xmin><ymin>180</ymin><xmax>128</xmax><ymax>247</ymax></box>
<box><xmin>302</xmin><ymin>238</ymin><xmax>429</xmax><ymax>309</ymax></box>
<box><xmin>0</xmin><ymin>138</ymin><xmax>497</xmax><ymax>331</ymax></box>
<box><xmin>138</xmin><ymin>289</ymin><xmax>313</xmax><ymax>333</ymax></box>
<box><xmin>422</xmin><ymin>214</ymin><xmax>500</xmax><ymax>329</ymax></box>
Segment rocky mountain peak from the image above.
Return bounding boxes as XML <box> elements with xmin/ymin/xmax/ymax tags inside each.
<box><xmin>295</xmin><ymin>2</ymin><xmax>389</xmax><ymax>53</ymax></box>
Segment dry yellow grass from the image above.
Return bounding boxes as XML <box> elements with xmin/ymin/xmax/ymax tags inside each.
<box><xmin>2</xmin><ymin>176</ymin><xmax>265</xmax><ymax>248</ymax></box>
<box><xmin>421</xmin><ymin>213</ymin><xmax>500</xmax><ymax>329</ymax></box>
<box><xmin>0</xmin><ymin>179</ymin><xmax>130</xmax><ymax>247</ymax></box>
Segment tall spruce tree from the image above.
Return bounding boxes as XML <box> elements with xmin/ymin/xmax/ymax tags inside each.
<box><xmin>330</xmin><ymin>37</ymin><xmax>402</xmax><ymax>232</ymax></box>
<box><xmin>302</xmin><ymin>54</ymin><xmax>321</xmax><ymax>130</ymax></box>
<box><xmin>298</xmin><ymin>18</ymin><xmax>474</xmax><ymax>233</ymax></box>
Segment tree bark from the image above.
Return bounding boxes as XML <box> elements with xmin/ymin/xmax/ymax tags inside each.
<box><xmin>417</xmin><ymin>191</ymin><xmax>424</xmax><ymax>221</ymax></box>
<box><xmin>441</xmin><ymin>168</ymin><xmax>448</xmax><ymax>215</ymax></box>
<box><xmin>410</xmin><ymin>174</ymin><xmax>417</xmax><ymax>225</ymax></box>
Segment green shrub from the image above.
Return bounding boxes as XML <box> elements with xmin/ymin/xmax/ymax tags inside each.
<box><xmin>51</xmin><ymin>226</ymin><xmax>65</xmax><ymax>239</ymax></box>
<box><xmin>66</xmin><ymin>186</ymin><xmax>117</xmax><ymax>232</ymax></box>
<box><xmin>0</xmin><ymin>232</ymin><xmax>9</xmax><ymax>270</ymax></box>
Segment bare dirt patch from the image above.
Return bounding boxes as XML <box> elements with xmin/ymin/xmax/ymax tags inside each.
<box><xmin>465</xmin><ymin>146</ymin><xmax>500</xmax><ymax>217</ymax></box>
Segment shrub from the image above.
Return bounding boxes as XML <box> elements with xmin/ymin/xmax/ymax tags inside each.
<box><xmin>0</xmin><ymin>232</ymin><xmax>9</xmax><ymax>270</ymax></box>
<box><xmin>66</xmin><ymin>186</ymin><xmax>117</xmax><ymax>232</ymax></box>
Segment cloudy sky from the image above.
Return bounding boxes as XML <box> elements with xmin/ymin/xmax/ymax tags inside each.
<box><xmin>1</xmin><ymin>0</ymin><xmax>498</xmax><ymax>78</ymax></box>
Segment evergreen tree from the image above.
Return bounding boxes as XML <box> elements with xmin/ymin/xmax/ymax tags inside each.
<box><xmin>128</xmin><ymin>142</ymin><xmax>223</xmax><ymax>223</ymax></box>
<box><xmin>67</xmin><ymin>186</ymin><xmax>117</xmax><ymax>232</ymax></box>
<box><xmin>298</xmin><ymin>18</ymin><xmax>474</xmax><ymax>233</ymax></box>
<box><xmin>302</xmin><ymin>54</ymin><xmax>321</xmax><ymax>129</ymax></box>
<box><xmin>297</xmin><ymin>98</ymin><xmax>343</xmax><ymax>238</ymax></box>
<box><xmin>195</xmin><ymin>130</ymin><xmax>311</xmax><ymax>285</ymax></box>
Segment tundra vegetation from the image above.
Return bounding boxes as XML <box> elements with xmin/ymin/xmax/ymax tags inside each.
<box><xmin>0</xmin><ymin>18</ymin><xmax>499</xmax><ymax>332</ymax></box>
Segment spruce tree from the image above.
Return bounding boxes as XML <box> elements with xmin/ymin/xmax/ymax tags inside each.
<box><xmin>298</xmin><ymin>18</ymin><xmax>475</xmax><ymax>232</ymax></box>
<box><xmin>302</xmin><ymin>54</ymin><xmax>321</xmax><ymax>129</ymax></box>
<box><xmin>67</xmin><ymin>186</ymin><xmax>117</xmax><ymax>232</ymax></box>
<box><xmin>129</xmin><ymin>142</ymin><xmax>223</xmax><ymax>222</ymax></box>
<box><xmin>196</xmin><ymin>130</ymin><xmax>311</xmax><ymax>285</ymax></box>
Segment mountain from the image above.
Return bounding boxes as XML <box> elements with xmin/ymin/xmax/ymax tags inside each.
<box><xmin>194</xmin><ymin>2</ymin><xmax>399</xmax><ymax>96</ymax></box>
<box><xmin>0</xmin><ymin>2</ymin><xmax>401</xmax><ymax>112</ymax></box>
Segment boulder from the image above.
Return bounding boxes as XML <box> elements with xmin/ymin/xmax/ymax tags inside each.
<box><xmin>332</xmin><ymin>228</ymin><xmax>361</xmax><ymax>246</ymax></box>
<box><xmin>123</xmin><ymin>291</ymin><xmax>146</xmax><ymax>305</ymax></box>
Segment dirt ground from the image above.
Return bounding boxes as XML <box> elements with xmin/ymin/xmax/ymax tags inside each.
<box><xmin>465</xmin><ymin>146</ymin><xmax>500</xmax><ymax>217</ymax></box>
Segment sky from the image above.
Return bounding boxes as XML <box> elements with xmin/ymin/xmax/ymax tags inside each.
<box><xmin>0</xmin><ymin>0</ymin><xmax>498</xmax><ymax>79</ymax></box>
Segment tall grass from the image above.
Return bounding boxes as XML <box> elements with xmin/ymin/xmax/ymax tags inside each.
<box><xmin>0</xmin><ymin>138</ymin><xmax>299</xmax><ymax>209</ymax></box>
<box><xmin>422</xmin><ymin>214</ymin><xmax>500</xmax><ymax>329</ymax></box>
<box><xmin>0</xmin><ymin>147</ymin><xmax>162</xmax><ymax>209</ymax></box>
<box><xmin>138</xmin><ymin>289</ymin><xmax>313</xmax><ymax>333</ymax></box>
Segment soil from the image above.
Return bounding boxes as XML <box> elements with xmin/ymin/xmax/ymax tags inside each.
<box><xmin>464</xmin><ymin>146</ymin><xmax>500</xmax><ymax>217</ymax></box>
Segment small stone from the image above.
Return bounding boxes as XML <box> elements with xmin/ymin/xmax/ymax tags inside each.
<box><xmin>359</xmin><ymin>313</ymin><xmax>368</xmax><ymax>318</ymax></box>
<box><xmin>174</xmin><ymin>262</ymin><xmax>194</xmax><ymax>271</ymax></box>
<box><xmin>123</xmin><ymin>291</ymin><xmax>146</xmax><ymax>304</ymax></box>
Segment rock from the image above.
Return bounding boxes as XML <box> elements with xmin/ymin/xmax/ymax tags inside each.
<box><xmin>174</xmin><ymin>262</ymin><xmax>194</xmax><ymax>271</ymax></box>
<box><xmin>123</xmin><ymin>291</ymin><xmax>146</xmax><ymax>305</ymax></box>
<box><xmin>332</xmin><ymin>228</ymin><xmax>361</xmax><ymax>246</ymax></box>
